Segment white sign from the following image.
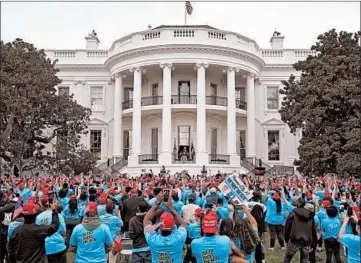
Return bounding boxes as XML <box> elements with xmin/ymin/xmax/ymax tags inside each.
<box><xmin>218</xmin><ymin>173</ymin><xmax>253</xmax><ymax>204</ymax></box>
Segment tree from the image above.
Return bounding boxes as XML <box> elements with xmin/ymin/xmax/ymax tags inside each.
<box><xmin>280</xmin><ymin>30</ymin><xmax>361</xmax><ymax>177</ymax></box>
<box><xmin>0</xmin><ymin>39</ymin><xmax>96</xmax><ymax>175</ymax></box>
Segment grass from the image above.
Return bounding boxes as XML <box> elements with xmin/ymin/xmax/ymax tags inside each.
<box><xmin>66</xmin><ymin>232</ymin><xmax>347</xmax><ymax>263</ymax></box>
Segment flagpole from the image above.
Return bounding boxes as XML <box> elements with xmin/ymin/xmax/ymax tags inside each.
<box><xmin>184</xmin><ymin>2</ymin><xmax>187</xmax><ymax>25</ymax></box>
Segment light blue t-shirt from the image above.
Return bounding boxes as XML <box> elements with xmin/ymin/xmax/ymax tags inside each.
<box><xmin>144</xmin><ymin>225</ymin><xmax>187</xmax><ymax>263</ymax></box>
<box><xmin>58</xmin><ymin>197</ymin><xmax>70</xmax><ymax>208</ymax></box>
<box><xmin>341</xmin><ymin>234</ymin><xmax>361</xmax><ymax>263</ymax></box>
<box><xmin>321</xmin><ymin>217</ymin><xmax>341</xmax><ymax>240</ymax></box>
<box><xmin>78</xmin><ymin>198</ymin><xmax>88</xmax><ymax>210</ymax></box>
<box><xmin>187</xmin><ymin>222</ymin><xmax>201</xmax><ymax>239</ymax></box>
<box><xmin>36</xmin><ymin>210</ymin><xmax>66</xmax><ymax>255</ymax></box>
<box><xmin>191</xmin><ymin>235</ymin><xmax>231</xmax><ymax>263</ymax></box>
<box><xmin>7</xmin><ymin>221</ymin><xmax>23</xmax><ymax>241</ymax></box>
<box><xmin>62</xmin><ymin>206</ymin><xmax>84</xmax><ymax>220</ymax></box>
<box><xmin>69</xmin><ymin>223</ymin><xmax>113</xmax><ymax>263</ymax></box>
<box><xmin>216</xmin><ymin>207</ymin><xmax>229</xmax><ymax>220</ymax></box>
<box><xmin>172</xmin><ymin>201</ymin><xmax>184</xmax><ymax>216</ymax></box>
<box><xmin>97</xmin><ymin>204</ymin><xmax>107</xmax><ymax>217</ymax></box>
<box><xmin>99</xmin><ymin>214</ymin><xmax>123</xmax><ymax>241</ymax></box>
<box><xmin>265</xmin><ymin>198</ymin><xmax>284</xmax><ymax>225</ymax></box>
<box><xmin>17</xmin><ymin>188</ymin><xmax>31</xmax><ymax>203</ymax></box>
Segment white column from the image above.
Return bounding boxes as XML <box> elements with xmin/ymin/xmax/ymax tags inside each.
<box><xmin>227</xmin><ymin>67</ymin><xmax>240</xmax><ymax>165</ymax></box>
<box><xmin>128</xmin><ymin>67</ymin><xmax>142</xmax><ymax>165</ymax></box>
<box><xmin>195</xmin><ymin>62</ymin><xmax>208</xmax><ymax>165</ymax></box>
<box><xmin>113</xmin><ymin>73</ymin><xmax>123</xmax><ymax>157</ymax></box>
<box><xmin>246</xmin><ymin>73</ymin><xmax>256</xmax><ymax>163</ymax></box>
<box><xmin>159</xmin><ymin>63</ymin><xmax>173</xmax><ymax>165</ymax></box>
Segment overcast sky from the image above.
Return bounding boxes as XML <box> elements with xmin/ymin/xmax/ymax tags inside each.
<box><xmin>1</xmin><ymin>1</ymin><xmax>360</xmax><ymax>50</ymax></box>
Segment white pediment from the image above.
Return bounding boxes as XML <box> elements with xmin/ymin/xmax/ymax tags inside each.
<box><xmin>262</xmin><ymin>118</ymin><xmax>285</xmax><ymax>126</ymax></box>
<box><xmin>89</xmin><ymin>117</ymin><xmax>108</xmax><ymax>125</ymax></box>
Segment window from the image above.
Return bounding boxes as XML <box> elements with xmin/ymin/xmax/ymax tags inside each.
<box><xmin>210</xmin><ymin>83</ymin><xmax>217</xmax><ymax>96</ymax></box>
<box><xmin>58</xmin><ymin>87</ymin><xmax>69</xmax><ymax>96</ymax></box>
<box><xmin>90</xmin><ymin>87</ymin><xmax>103</xmax><ymax>110</ymax></box>
<box><xmin>268</xmin><ymin>130</ymin><xmax>280</xmax><ymax>161</ymax></box>
<box><xmin>211</xmin><ymin>128</ymin><xmax>217</xmax><ymax>156</ymax></box>
<box><xmin>237</xmin><ymin>130</ymin><xmax>246</xmax><ymax>160</ymax></box>
<box><xmin>236</xmin><ymin>87</ymin><xmax>245</xmax><ymax>101</ymax></box>
<box><xmin>178</xmin><ymin>81</ymin><xmax>190</xmax><ymax>97</ymax></box>
<box><xmin>151</xmin><ymin>83</ymin><xmax>158</xmax><ymax>97</ymax></box>
<box><xmin>267</xmin><ymin>86</ymin><xmax>279</xmax><ymax>110</ymax></box>
<box><xmin>151</xmin><ymin>128</ymin><xmax>158</xmax><ymax>157</ymax></box>
<box><xmin>124</xmin><ymin>88</ymin><xmax>134</xmax><ymax>101</ymax></box>
<box><xmin>178</xmin><ymin>126</ymin><xmax>190</xmax><ymax>146</ymax></box>
<box><xmin>123</xmin><ymin>130</ymin><xmax>132</xmax><ymax>159</ymax></box>
<box><xmin>90</xmin><ymin>130</ymin><xmax>102</xmax><ymax>159</ymax></box>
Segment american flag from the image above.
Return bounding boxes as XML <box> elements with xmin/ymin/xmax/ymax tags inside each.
<box><xmin>186</xmin><ymin>1</ymin><xmax>193</xmax><ymax>15</ymax></box>
<box><xmin>146</xmin><ymin>221</ymin><xmax>164</xmax><ymax>235</ymax></box>
<box><xmin>13</xmin><ymin>203</ymin><xmax>23</xmax><ymax>220</ymax></box>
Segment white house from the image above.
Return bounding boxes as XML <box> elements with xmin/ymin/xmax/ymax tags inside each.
<box><xmin>45</xmin><ymin>25</ymin><xmax>313</xmax><ymax>176</ymax></box>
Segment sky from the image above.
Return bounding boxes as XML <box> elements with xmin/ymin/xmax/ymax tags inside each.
<box><xmin>1</xmin><ymin>1</ymin><xmax>360</xmax><ymax>50</ymax></box>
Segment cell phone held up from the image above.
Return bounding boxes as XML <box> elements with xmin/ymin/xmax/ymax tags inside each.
<box><xmin>163</xmin><ymin>189</ymin><xmax>170</xmax><ymax>202</ymax></box>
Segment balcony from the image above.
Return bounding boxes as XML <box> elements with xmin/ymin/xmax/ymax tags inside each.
<box><xmin>209</xmin><ymin>154</ymin><xmax>230</xmax><ymax>164</ymax></box>
<box><xmin>139</xmin><ymin>154</ymin><xmax>159</xmax><ymax>164</ymax></box>
<box><xmin>206</xmin><ymin>96</ymin><xmax>227</xmax><ymax>106</ymax></box>
<box><xmin>141</xmin><ymin>96</ymin><xmax>163</xmax><ymax>106</ymax></box>
<box><xmin>236</xmin><ymin>99</ymin><xmax>247</xmax><ymax>110</ymax></box>
<box><xmin>123</xmin><ymin>100</ymin><xmax>133</xmax><ymax>110</ymax></box>
<box><xmin>171</xmin><ymin>95</ymin><xmax>197</xmax><ymax>104</ymax></box>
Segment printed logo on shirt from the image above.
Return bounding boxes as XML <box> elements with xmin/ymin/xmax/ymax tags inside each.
<box><xmin>201</xmin><ymin>249</ymin><xmax>219</xmax><ymax>263</ymax></box>
<box><xmin>82</xmin><ymin>231</ymin><xmax>96</xmax><ymax>244</ymax></box>
<box><xmin>40</xmin><ymin>218</ymin><xmax>49</xmax><ymax>225</ymax></box>
<box><xmin>2</xmin><ymin>213</ymin><xmax>12</xmax><ymax>226</ymax></box>
<box><xmin>158</xmin><ymin>252</ymin><xmax>174</xmax><ymax>263</ymax></box>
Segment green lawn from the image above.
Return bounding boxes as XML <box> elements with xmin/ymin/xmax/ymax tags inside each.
<box><xmin>66</xmin><ymin>232</ymin><xmax>347</xmax><ymax>263</ymax></box>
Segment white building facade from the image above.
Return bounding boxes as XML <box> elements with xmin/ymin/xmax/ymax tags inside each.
<box><xmin>46</xmin><ymin>25</ymin><xmax>313</xmax><ymax>176</ymax></box>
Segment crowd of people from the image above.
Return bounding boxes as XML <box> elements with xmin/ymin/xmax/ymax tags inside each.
<box><xmin>0</xmin><ymin>171</ymin><xmax>360</xmax><ymax>263</ymax></box>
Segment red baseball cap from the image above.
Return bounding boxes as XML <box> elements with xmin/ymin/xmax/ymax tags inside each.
<box><xmin>355</xmin><ymin>185</ymin><xmax>360</xmax><ymax>191</ymax></box>
<box><xmin>272</xmin><ymin>184</ymin><xmax>279</xmax><ymax>190</ymax></box>
<box><xmin>194</xmin><ymin>208</ymin><xmax>204</xmax><ymax>217</ymax></box>
<box><xmin>306</xmin><ymin>193</ymin><xmax>313</xmax><ymax>200</ymax></box>
<box><xmin>159</xmin><ymin>213</ymin><xmax>175</xmax><ymax>230</ymax></box>
<box><xmin>85</xmin><ymin>202</ymin><xmax>98</xmax><ymax>214</ymax></box>
<box><xmin>324</xmin><ymin>192</ymin><xmax>331</xmax><ymax>198</ymax></box>
<box><xmin>18</xmin><ymin>182</ymin><xmax>25</xmax><ymax>189</ymax></box>
<box><xmin>98</xmin><ymin>193</ymin><xmax>107</xmax><ymax>204</ymax></box>
<box><xmin>70</xmin><ymin>194</ymin><xmax>77</xmax><ymax>200</ymax></box>
<box><xmin>27</xmin><ymin>196</ymin><xmax>36</xmax><ymax>203</ymax></box>
<box><xmin>273</xmin><ymin>193</ymin><xmax>280</xmax><ymax>200</ymax></box>
<box><xmin>352</xmin><ymin>206</ymin><xmax>360</xmax><ymax>219</ymax></box>
<box><xmin>108</xmin><ymin>188</ymin><xmax>116</xmax><ymax>194</ymax></box>
<box><xmin>322</xmin><ymin>200</ymin><xmax>332</xmax><ymax>208</ymax></box>
<box><xmin>202</xmin><ymin>211</ymin><xmax>218</xmax><ymax>234</ymax></box>
<box><xmin>22</xmin><ymin>202</ymin><xmax>40</xmax><ymax>215</ymax></box>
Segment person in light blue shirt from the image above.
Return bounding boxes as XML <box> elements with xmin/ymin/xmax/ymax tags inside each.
<box><xmin>264</xmin><ymin>189</ymin><xmax>285</xmax><ymax>250</ymax></box>
<box><xmin>143</xmin><ymin>193</ymin><xmax>187</xmax><ymax>263</ymax></box>
<box><xmin>99</xmin><ymin>202</ymin><xmax>123</xmax><ymax>241</ymax></box>
<box><xmin>58</xmin><ymin>189</ymin><xmax>70</xmax><ymax>208</ymax></box>
<box><xmin>69</xmin><ymin>202</ymin><xmax>113</xmax><ymax>263</ymax></box>
<box><xmin>172</xmin><ymin>193</ymin><xmax>184</xmax><ymax>216</ymax></box>
<box><xmin>16</xmin><ymin>183</ymin><xmax>31</xmax><ymax>203</ymax></box>
<box><xmin>62</xmin><ymin>198</ymin><xmax>84</xmax><ymax>247</ymax></box>
<box><xmin>192</xmin><ymin>211</ymin><xmax>232</xmax><ymax>263</ymax></box>
<box><xmin>216</xmin><ymin>198</ymin><xmax>229</xmax><ymax>220</ymax></box>
<box><xmin>321</xmin><ymin>207</ymin><xmax>342</xmax><ymax>263</ymax></box>
<box><xmin>36</xmin><ymin>203</ymin><xmax>67</xmax><ymax>263</ymax></box>
<box><xmin>338</xmin><ymin>215</ymin><xmax>361</xmax><ymax>263</ymax></box>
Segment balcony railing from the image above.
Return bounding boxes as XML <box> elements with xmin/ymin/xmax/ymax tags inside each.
<box><xmin>236</xmin><ymin>99</ymin><xmax>247</xmax><ymax>110</ymax></box>
<box><xmin>141</xmin><ymin>96</ymin><xmax>163</xmax><ymax>106</ymax></box>
<box><xmin>139</xmin><ymin>154</ymin><xmax>159</xmax><ymax>164</ymax></box>
<box><xmin>209</xmin><ymin>154</ymin><xmax>230</xmax><ymax>164</ymax></box>
<box><xmin>123</xmin><ymin>100</ymin><xmax>133</xmax><ymax>110</ymax></box>
<box><xmin>206</xmin><ymin>96</ymin><xmax>227</xmax><ymax>106</ymax></box>
<box><xmin>171</xmin><ymin>95</ymin><xmax>197</xmax><ymax>104</ymax></box>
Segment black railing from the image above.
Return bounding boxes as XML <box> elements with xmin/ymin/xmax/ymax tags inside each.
<box><xmin>209</xmin><ymin>154</ymin><xmax>230</xmax><ymax>164</ymax></box>
<box><xmin>122</xmin><ymin>100</ymin><xmax>133</xmax><ymax>110</ymax></box>
<box><xmin>139</xmin><ymin>154</ymin><xmax>159</xmax><ymax>164</ymax></box>
<box><xmin>236</xmin><ymin>99</ymin><xmax>247</xmax><ymax>110</ymax></box>
<box><xmin>171</xmin><ymin>95</ymin><xmax>197</xmax><ymax>104</ymax></box>
<box><xmin>141</xmin><ymin>96</ymin><xmax>163</xmax><ymax>106</ymax></box>
<box><xmin>206</xmin><ymin>96</ymin><xmax>227</xmax><ymax>106</ymax></box>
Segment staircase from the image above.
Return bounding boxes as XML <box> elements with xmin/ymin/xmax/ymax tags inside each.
<box><xmin>241</xmin><ymin>157</ymin><xmax>295</xmax><ymax>176</ymax></box>
<box><xmin>93</xmin><ymin>157</ymin><xmax>128</xmax><ymax>176</ymax></box>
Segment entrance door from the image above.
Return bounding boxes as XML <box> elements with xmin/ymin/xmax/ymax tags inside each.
<box><xmin>210</xmin><ymin>83</ymin><xmax>217</xmax><ymax>105</ymax></box>
<box><xmin>178</xmin><ymin>81</ymin><xmax>190</xmax><ymax>103</ymax></box>
<box><xmin>178</xmin><ymin>126</ymin><xmax>190</xmax><ymax>157</ymax></box>
<box><xmin>151</xmin><ymin>128</ymin><xmax>158</xmax><ymax>158</ymax></box>
<box><xmin>123</xmin><ymin>130</ymin><xmax>132</xmax><ymax>160</ymax></box>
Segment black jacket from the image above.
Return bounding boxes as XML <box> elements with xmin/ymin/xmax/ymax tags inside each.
<box><xmin>7</xmin><ymin>211</ymin><xmax>59</xmax><ymax>263</ymax></box>
<box><xmin>129</xmin><ymin>213</ymin><xmax>148</xmax><ymax>249</ymax></box>
<box><xmin>121</xmin><ymin>196</ymin><xmax>145</xmax><ymax>231</ymax></box>
<box><xmin>0</xmin><ymin>200</ymin><xmax>15</xmax><ymax>236</ymax></box>
<box><xmin>285</xmin><ymin>207</ymin><xmax>317</xmax><ymax>247</ymax></box>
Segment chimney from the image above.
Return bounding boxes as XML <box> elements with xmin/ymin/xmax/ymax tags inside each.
<box><xmin>148</xmin><ymin>24</ymin><xmax>152</xmax><ymax>30</ymax></box>
<box><xmin>85</xmin><ymin>30</ymin><xmax>99</xmax><ymax>49</ymax></box>
<box><xmin>270</xmin><ymin>30</ymin><xmax>284</xmax><ymax>49</ymax></box>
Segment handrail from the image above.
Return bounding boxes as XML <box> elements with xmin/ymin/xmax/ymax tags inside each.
<box><xmin>171</xmin><ymin>95</ymin><xmax>197</xmax><ymax>104</ymax></box>
<box><xmin>122</xmin><ymin>100</ymin><xmax>133</xmax><ymax>110</ymax></box>
<box><xmin>235</xmin><ymin>99</ymin><xmax>247</xmax><ymax>110</ymax></box>
<box><xmin>141</xmin><ymin>96</ymin><xmax>163</xmax><ymax>106</ymax></box>
<box><xmin>206</xmin><ymin>96</ymin><xmax>227</xmax><ymax>106</ymax></box>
